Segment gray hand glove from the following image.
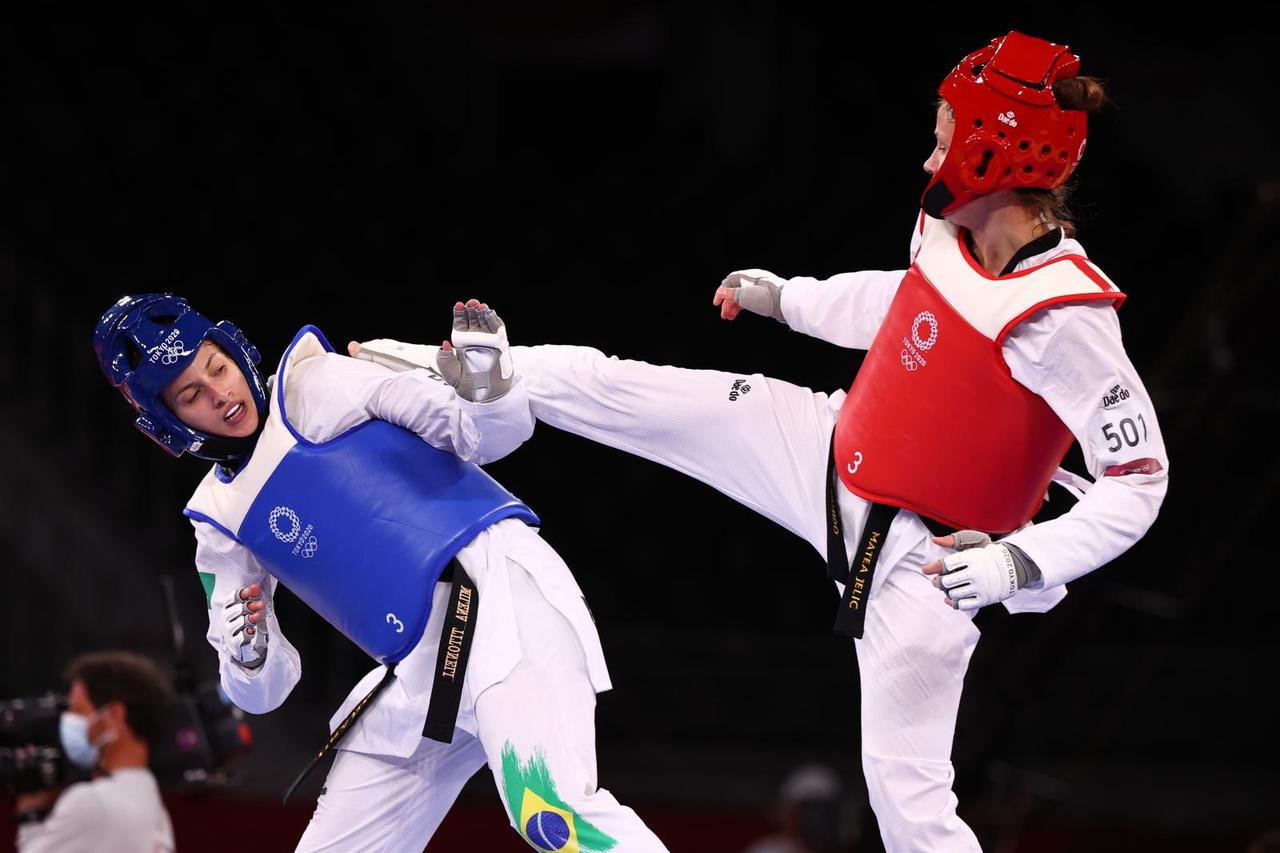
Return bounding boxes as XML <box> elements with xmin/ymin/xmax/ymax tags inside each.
<box><xmin>930</xmin><ymin>530</ymin><xmax>1041</xmax><ymax>610</ymax></box>
<box><xmin>437</xmin><ymin>299</ymin><xmax>513</xmax><ymax>402</ymax></box>
<box><xmin>223</xmin><ymin>584</ymin><xmax>270</xmax><ymax>670</ymax></box>
<box><xmin>717</xmin><ymin>269</ymin><xmax>786</xmax><ymax>323</ymax></box>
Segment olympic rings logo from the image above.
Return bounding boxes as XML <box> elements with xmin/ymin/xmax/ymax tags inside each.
<box><xmin>157</xmin><ymin>339</ymin><xmax>186</xmax><ymax>365</ymax></box>
<box><xmin>900</xmin><ymin>349</ymin><xmax>919</xmax><ymax>371</ymax></box>
<box><xmin>269</xmin><ymin>506</ymin><xmax>319</xmax><ymax>559</ymax></box>
<box><xmin>268</xmin><ymin>507</ymin><xmax>301</xmax><ymax>542</ymax></box>
<box><xmin>911</xmin><ymin>312</ymin><xmax>938</xmax><ymax>351</ymax></box>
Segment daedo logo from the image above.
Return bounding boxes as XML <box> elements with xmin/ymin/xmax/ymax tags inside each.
<box><xmin>1101</xmin><ymin>384</ymin><xmax>1131</xmax><ymax>409</ymax></box>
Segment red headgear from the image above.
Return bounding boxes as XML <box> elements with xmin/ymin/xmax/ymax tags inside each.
<box><xmin>922</xmin><ymin>31</ymin><xmax>1088</xmax><ymax>218</ymax></box>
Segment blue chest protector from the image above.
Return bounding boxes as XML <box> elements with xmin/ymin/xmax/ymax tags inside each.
<box><xmin>185</xmin><ymin>326</ymin><xmax>539</xmax><ymax>663</ymax></box>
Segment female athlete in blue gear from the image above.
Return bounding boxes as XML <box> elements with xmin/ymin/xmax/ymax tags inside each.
<box><xmin>94</xmin><ymin>295</ymin><xmax>668</xmax><ymax>852</ymax></box>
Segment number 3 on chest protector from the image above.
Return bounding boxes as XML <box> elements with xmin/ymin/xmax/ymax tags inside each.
<box><xmin>847</xmin><ymin>452</ymin><xmax>864</xmax><ymax>475</ymax></box>
<box><xmin>386</xmin><ymin>613</ymin><xmax>405</xmax><ymax>633</ymax></box>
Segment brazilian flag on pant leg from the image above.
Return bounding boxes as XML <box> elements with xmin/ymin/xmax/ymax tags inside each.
<box><xmin>501</xmin><ymin>742</ymin><xmax>617</xmax><ymax>852</ymax></box>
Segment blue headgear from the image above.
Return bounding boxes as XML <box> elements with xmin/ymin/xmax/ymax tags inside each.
<box><xmin>93</xmin><ymin>294</ymin><xmax>268</xmax><ymax>461</ymax></box>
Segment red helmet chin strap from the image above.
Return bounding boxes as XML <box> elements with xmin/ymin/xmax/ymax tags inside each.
<box><xmin>922</xmin><ymin>31</ymin><xmax>1088</xmax><ymax>219</ymax></box>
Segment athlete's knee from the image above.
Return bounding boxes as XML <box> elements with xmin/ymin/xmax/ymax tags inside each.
<box><xmin>861</xmin><ymin>752</ymin><xmax>979</xmax><ymax>850</ymax></box>
<box><xmin>861</xmin><ymin>753</ymin><xmax>978</xmax><ymax>851</ymax></box>
<box><xmin>518</xmin><ymin>343</ymin><xmax>611</xmax><ymax>370</ymax></box>
<box><xmin>497</xmin><ymin>744</ymin><xmax>615</xmax><ymax>851</ymax></box>
<box><xmin>503</xmin><ymin>788</ymin><xmax>624</xmax><ymax>852</ymax></box>
<box><xmin>863</xmin><ymin>752</ymin><xmax>957</xmax><ymax>800</ymax></box>
<box><xmin>517</xmin><ymin>344</ymin><xmax>620</xmax><ymax>399</ymax></box>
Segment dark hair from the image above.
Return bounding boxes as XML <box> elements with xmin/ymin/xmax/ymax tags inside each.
<box><xmin>1017</xmin><ymin>76</ymin><xmax>1111</xmax><ymax>237</ymax></box>
<box><xmin>64</xmin><ymin>651</ymin><xmax>175</xmax><ymax>744</ymax></box>
<box><xmin>1053</xmin><ymin>75</ymin><xmax>1109</xmax><ymax>112</ymax></box>
<box><xmin>934</xmin><ymin>75</ymin><xmax>1109</xmax><ymax>120</ymax></box>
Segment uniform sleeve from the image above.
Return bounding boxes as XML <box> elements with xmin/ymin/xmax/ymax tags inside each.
<box><xmin>16</xmin><ymin>783</ymin><xmax>105</xmax><ymax>852</ymax></box>
<box><xmin>288</xmin><ymin>353</ymin><xmax>535</xmax><ymax>464</ymax></box>
<box><xmin>193</xmin><ymin>522</ymin><xmax>303</xmax><ymax>714</ymax></box>
<box><xmin>999</xmin><ymin>301</ymin><xmax>1170</xmax><ymax>589</ymax></box>
<box><xmin>774</xmin><ymin>215</ymin><xmax>920</xmax><ymax>349</ymax></box>
<box><xmin>778</xmin><ymin>269</ymin><xmax>906</xmax><ymax>350</ymax></box>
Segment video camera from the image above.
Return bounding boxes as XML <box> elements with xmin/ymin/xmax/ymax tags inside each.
<box><xmin>0</xmin><ymin>694</ymin><xmax>87</xmax><ymax>795</ymax></box>
<box><xmin>0</xmin><ymin>679</ymin><xmax>252</xmax><ymax>796</ymax></box>
<box><xmin>0</xmin><ymin>577</ymin><xmax>254</xmax><ymax>795</ymax></box>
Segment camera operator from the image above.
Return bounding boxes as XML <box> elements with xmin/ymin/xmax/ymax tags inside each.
<box><xmin>14</xmin><ymin>651</ymin><xmax>175</xmax><ymax>852</ymax></box>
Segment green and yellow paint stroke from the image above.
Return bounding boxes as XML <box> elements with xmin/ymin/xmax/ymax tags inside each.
<box><xmin>501</xmin><ymin>742</ymin><xmax>617</xmax><ymax>852</ymax></box>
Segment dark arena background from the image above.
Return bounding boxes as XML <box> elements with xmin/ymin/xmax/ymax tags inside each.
<box><xmin>2</xmin><ymin>6</ymin><xmax>1277</xmax><ymax>852</ymax></box>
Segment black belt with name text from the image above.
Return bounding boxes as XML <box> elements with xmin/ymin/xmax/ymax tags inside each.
<box><xmin>825</xmin><ymin>438</ymin><xmax>897</xmax><ymax>639</ymax></box>
<box><xmin>824</xmin><ymin>438</ymin><xmax>957</xmax><ymax>638</ymax></box>
<box><xmin>423</xmin><ymin>560</ymin><xmax>478</xmax><ymax>742</ymax></box>
<box><xmin>283</xmin><ymin>558</ymin><xmax>478</xmax><ymax>802</ymax></box>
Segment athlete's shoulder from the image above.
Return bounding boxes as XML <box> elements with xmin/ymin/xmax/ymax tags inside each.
<box><xmin>1013</xmin><ymin>230</ymin><xmax>1120</xmax><ymax>295</ymax></box>
<box><xmin>1052</xmin><ymin>232</ymin><xmax>1084</xmax><ymax>258</ymax></box>
<box><xmin>186</xmin><ymin>460</ymin><xmax>225</xmax><ymax>504</ymax></box>
<box><xmin>286</xmin><ymin>348</ymin><xmax>350</xmax><ymax>379</ymax></box>
<box><xmin>1051</xmin><ymin>234</ymin><xmax>1103</xmax><ymax>271</ymax></box>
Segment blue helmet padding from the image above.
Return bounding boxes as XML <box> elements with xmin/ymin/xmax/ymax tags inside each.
<box><xmin>94</xmin><ymin>293</ymin><xmax>268</xmax><ymax>459</ymax></box>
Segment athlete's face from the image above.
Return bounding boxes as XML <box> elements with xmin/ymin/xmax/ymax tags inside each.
<box><xmin>162</xmin><ymin>341</ymin><xmax>259</xmax><ymax>438</ymax></box>
<box><xmin>923</xmin><ymin>102</ymin><xmax>954</xmax><ymax>177</ymax></box>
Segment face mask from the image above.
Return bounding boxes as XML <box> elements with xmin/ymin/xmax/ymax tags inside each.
<box><xmin>60</xmin><ymin>708</ymin><xmax>114</xmax><ymax>769</ymax></box>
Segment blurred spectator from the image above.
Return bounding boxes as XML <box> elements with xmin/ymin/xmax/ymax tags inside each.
<box><xmin>14</xmin><ymin>651</ymin><xmax>176</xmax><ymax>852</ymax></box>
<box><xmin>1248</xmin><ymin>829</ymin><xmax>1280</xmax><ymax>853</ymax></box>
<box><xmin>743</xmin><ymin>763</ymin><xmax>856</xmax><ymax>853</ymax></box>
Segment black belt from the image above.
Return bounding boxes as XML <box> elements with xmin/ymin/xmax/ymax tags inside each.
<box><xmin>825</xmin><ymin>438</ymin><xmax>957</xmax><ymax>638</ymax></box>
<box><xmin>283</xmin><ymin>558</ymin><xmax>478</xmax><ymax>802</ymax></box>
<box><xmin>825</xmin><ymin>439</ymin><xmax>897</xmax><ymax>639</ymax></box>
<box><xmin>422</xmin><ymin>561</ymin><xmax>478</xmax><ymax>742</ymax></box>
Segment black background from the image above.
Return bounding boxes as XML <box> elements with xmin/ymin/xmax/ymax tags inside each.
<box><xmin>2</xmin><ymin>5</ymin><xmax>1277</xmax><ymax>851</ymax></box>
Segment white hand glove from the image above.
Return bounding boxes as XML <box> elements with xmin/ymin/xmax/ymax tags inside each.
<box><xmin>928</xmin><ymin>530</ymin><xmax>1039</xmax><ymax>611</ymax></box>
<box><xmin>222</xmin><ymin>583</ymin><xmax>270</xmax><ymax>670</ymax></box>
<box><xmin>714</xmin><ymin>269</ymin><xmax>786</xmax><ymax>322</ymax></box>
<box><xmin>437</xmin><ymin>299</ymin><xmax>514</xmax><ymax>402</ymax></box>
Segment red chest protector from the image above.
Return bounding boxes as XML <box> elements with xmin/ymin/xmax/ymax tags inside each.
<box><xmin>833</xmin><ymin>214</ymin><xmax>1125</xmax><ymax>534</ymax></box>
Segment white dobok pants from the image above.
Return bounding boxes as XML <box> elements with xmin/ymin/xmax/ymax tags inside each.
<box><xmin>296</xmin><ymin>540</ymin><xmax>668</xmax><ymax>852</ymax></box>
<box><xmin>515</xmin><ymin>344</ymin><xmax>984</xmax><ymax>853</ymax></box>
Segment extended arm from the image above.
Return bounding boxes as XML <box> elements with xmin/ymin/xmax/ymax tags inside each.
<box><xmin>715</xmin><ymin>268</ymin><xmax>907</xmax><ymax>350</ymax></box>
<box><xmin>291</xmin><ymin>304</ymin><xmax>534</xmax><ymax>464</ymax></box>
